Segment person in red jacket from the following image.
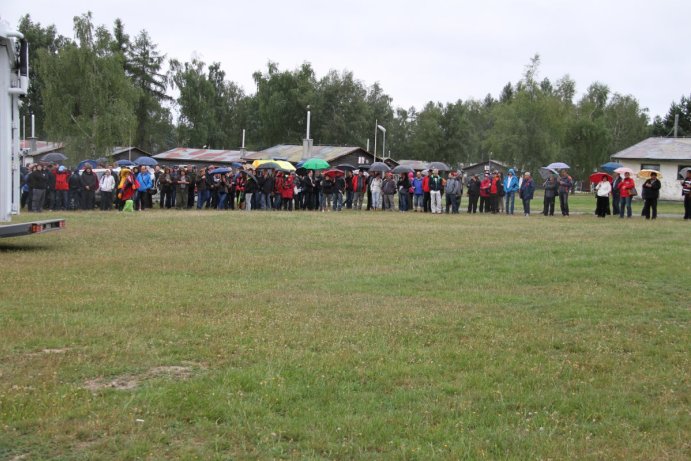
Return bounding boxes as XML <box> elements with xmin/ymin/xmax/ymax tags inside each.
<box><xmin>422</xmin><ymin>172</ymin><xmax>431</xmax><ymax>212</ymax></box>
<box><xmin>281</xmin><ymin>173</ymin><xmax>295</xmax><ymax>211</ymax></box>
<box><xmin>479</xmin><ymin>173</ymin><xmax>491</xmax><ymax>213</ymax></box>
<box><xmin>53</xmin><ymin>165</ymin><xmax>70</xmax><ymax>210</ymax></box>
<box><xmin>617</xmin><ymin>171</ymin><xmax>636</xmax><ymax>218</ymax></box>
<box><xmin>489</xmin><ymin>172</ymin><xmax>501</xmax><ymax>214</ymax></box>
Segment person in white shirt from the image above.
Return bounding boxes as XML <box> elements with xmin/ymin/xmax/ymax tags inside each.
<box><xmin>99</xmin><ymin>169</ymin><xmax>116</xmax><ymax>211</ymax></box>
<box><xmin>595</xmin><ymin>176</ymin><xmax>612</xmax><ymax>218</ymax></box>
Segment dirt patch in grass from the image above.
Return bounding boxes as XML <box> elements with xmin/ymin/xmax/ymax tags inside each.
<box><xmin>83</xmin><ymin>364</ymin><xmax>201</xmax><ymax>392</ymax></box>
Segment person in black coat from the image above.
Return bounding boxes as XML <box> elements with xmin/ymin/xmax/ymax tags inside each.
<box><xmin>466</xmin><ymin>175</ymin><xmax>480</xmax><ymax>213</ymax></box>
<box><xmin>28</xmin><ymin>164</ymin><xmax>49</xmax><ymax>212</ymax></box>
<box><xmin>641</xmin><ymin>172</ymin><xmax>662</xmax><ymax>219</ymax></box>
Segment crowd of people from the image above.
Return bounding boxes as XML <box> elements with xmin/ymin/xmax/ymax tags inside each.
<box><xmin>20</xmin><ymin>162</ymin><xmax>691</xmax><ymax>219</ymax></box>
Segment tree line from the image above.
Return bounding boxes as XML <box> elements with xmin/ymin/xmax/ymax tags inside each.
<box><xmin>18</xmin><ymin>12</ymin><xmax>690</xmax><ymax>180</ymax></box>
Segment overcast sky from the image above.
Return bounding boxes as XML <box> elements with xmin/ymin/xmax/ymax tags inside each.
<box><xmin>3</xmin><ymin>0</ymin><xmax>690</xmax><ymax>120</ymax></box>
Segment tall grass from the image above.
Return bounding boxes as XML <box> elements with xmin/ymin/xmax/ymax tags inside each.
<box><xmin>0</xmin><ymin>209</ymin><xmax>688</xmax><ymax>460</ymax></box>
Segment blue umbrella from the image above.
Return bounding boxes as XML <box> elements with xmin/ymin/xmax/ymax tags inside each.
<box><xmin>77</xmin><ymin>159</ymin><xmax>98</xmax><ymax>170</ymax></box>
<box><xmin>546</xmin><ymin>162</ymin><xmax>570</xmax><ymax>170</ymax></box>
<box><xmin>600</xmin><ymin>161</ymin><xmax>623</xmax><ymax>173</ymax></box>
<box><xmin>115</xmin><ymin>159</ymin><xmax>136</xmax><ymax>167</ymax></box>
<box><xmin>134</xmin><ymin>156</ymin><xmax>158</xmax><ymax>166</ymax></box>
<box><xmin>231</xmin><ymin>162</ymin><xmax>244</xmax><ymax>168</ymax></box>
<box><xmin>209</xmin><ymin>167</ymin><xmax>232</xmax><ymax>175</ymax></box>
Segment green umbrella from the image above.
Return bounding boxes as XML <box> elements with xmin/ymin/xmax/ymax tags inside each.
<box><xmin>301</xmin><ymin>158</ymin><xmax>330</xmax><ymax>170</ymax></box>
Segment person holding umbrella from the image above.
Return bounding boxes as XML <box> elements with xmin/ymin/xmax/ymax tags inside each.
<box><xmin>542</xmin><ymin>176</ymin><xmax>557</xmax><ymax>216</ymax></box>
<box><xmin>352</xmin><ymin>170</ymin><xmax>367</xmax><ymax>210</ymax></box>
<box><xmin>428</xmin><ymin>169</ymin><xmax>443</xmax><ymax>214</ymax></box>
<box><xmin>617</xmin><ymin>171</ymin><xmax>636</xmax><ymax>218</ymax></box>
<box><xmin>595</xmin><ymin>175</ymin><xmax>612</xmax><ymax>218</ymax></box>
<box><xmin>557</xmin><ymin>170</ymin><xmax>572</xmax><ymax>216</ymax></box>
<box><xmin>611</xmin><ymin>172</ymin><xmax>621</xmax><ymax>216</ymax></box>
<box><xmin>641</xmin><ymin>172</ymin><xmax>661</xmax><ymax>220</ymax></box>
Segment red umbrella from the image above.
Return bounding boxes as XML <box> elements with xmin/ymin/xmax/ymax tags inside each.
<box><xmin>589</xmin><ymin>172</ymin><xmax>612</xmax><ymax>183</ymax></box>
<box><xmin>324</xmin><ymin>169</ymin><xmax>345</xmax><ymax>178</ymax></box>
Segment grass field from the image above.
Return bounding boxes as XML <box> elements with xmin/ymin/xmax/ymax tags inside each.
<box><xmin>0</xmin><ymin>204</ymin><xmax>689</xmax><ymax>460</ymax></box>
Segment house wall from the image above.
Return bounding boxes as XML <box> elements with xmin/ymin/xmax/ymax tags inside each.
<box><xmin>616</xmin><ymin>160</ymin><xmax>686</xmax><ymax>201</ymax></box>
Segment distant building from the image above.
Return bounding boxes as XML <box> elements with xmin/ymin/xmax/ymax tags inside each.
<box><xmin>246</xmin><ymin>145</ymin><xmax>384</xmax><ymax>168</ymax></box>
<box><xmin>154</xmin><ymin>147</ymin><xmax>256</xmax><ymax>167</ymax></box>
<box><xmin>611</xmin><ymin>137</ymin><xmax>691</xmax><ymax>200</ymax></box>
<box><xmin>462</xmin><ymin>160</ymin><xmax>510</xmax><ymax>178</ymax></box>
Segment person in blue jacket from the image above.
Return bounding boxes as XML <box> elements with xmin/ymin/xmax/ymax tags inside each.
<box><xmin>519</xmin><ymin>172</ymin><xmax>535</xmax><ymax>216</ymax></box>
<box><xmin>135</xmin><ymin>165</ymin><xmax>153</xmax><ymax>211</ymax></box>
<box><xmin>503</xmin><ymin>168</ymin><xmax>520</xmax><ymax>214</ymax></box>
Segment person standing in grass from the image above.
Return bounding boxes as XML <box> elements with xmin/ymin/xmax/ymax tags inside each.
<box><xmin>595</xmin><ymin>176</ymin><xmax>611</xmax><ymax>218</ymax></box>
<box><xmin>466</xmin><ymin>174</ymin><xmax>480</xmax><ymax>213</ymax></box>
<box><xmin>352</xmin><ymin>170</ymin><xmax>367</xmax><ymax>210</ymax></box>
<box><xmin>683</xmin><ymin>169</ymin><xmax>691</xmax><ymax>220</ymax></box>
<box><xmin>617</xmin><ymin>171</ymin><xmax>636</xmax><ymax>218</ymax></box>
<box><xmin>503</xmin><ymin>168</ymin><xmax>520</xmax><ymax>214</ymax></box>
<box><xmin>519</xmin><ymin>172</ymin><xmax>535</xmax><ymax>216</ymax></box>
<box><xmin>428</xmin><ymin>169</ymin><xmax>443</xmax><ymax>214</ymax></box>
<box><xmin>80</xmin><ymin>165</ymin><xmax>99</xmax><ymax>210</ymax></box>
<box><xmin>382</xmin><ymin>172</ymin><xmax>396</xmax><ymax>211</ymax></box>
<box><xmin>542</xmin><ymin>176</ymin><xmax>557</xmax><ymax>216</ymax></box>
<box><xmin>369</xmin><ymin>172</ymin><xmax>382</xmax><ymax>211</ymax></box>
<box><xmin>557</xmin><ymin>169</ymin><xmax>572</xmax><ymax>216</ymax></box>
<box><xmin>444</xmin><ymin>170</ymin><xmax>461</xmax><ymax>214</ymax></box>
<box><xmin>134</xmin><ymin>166</ymin><xmax>152</xmax><ymax>211</ymax></box>
<box><xmin>641</xmin><ymin>172</ymin><xmax>661</xmax><ymax>220</ymax></box>
<box><xmin>99</xmin><ymin>169</ymin><xmax>116</xmax><ymax>211</ymax></box>
<box><xmin>175</xmin><ymin>167</ymin><xmax>190</xmax><ymax>209</ymax></box>
<box><xmin>412</xmin><ymin>171</ymin><xmax>424</xmax><ymax>212</ymax></box>
<box><xmin>611</xmin><ymin>172</ymin><xmax>621</xmax><ymax>216</ymax></box>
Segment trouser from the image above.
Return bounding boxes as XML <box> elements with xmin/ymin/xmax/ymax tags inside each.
<box><xmin>370</xmin><ymin>190</ymin><xmax>381</xmax><ymax>209</ymax></box>
<box><xmin>619</xmin><ymin>196</ymin><xmax>632</xmax><ymax>218</ymax></box>
<box><xmin>187</xmin><ymin>188</ymin><xmax>195</xmax><ymax>208</ymax></box>
<box><xmin>522</xmin><ymin>198</ymin><xmax>532</xmax><ymax>215</ymax></box>
<box><xmin>346</xmin><ymin>190</ymin><xmax>353</xmax><ymax>209</ymax></box>
<box><xmin>505</xmin><ymin>192</ymin><xmax>515</xmax><ymax>214</ymax></box>
<box><xmin>69</xmin><ymin>190</ymin><xmax>81</xmax><ymax>210</ymax></box>
<box><xmin>383</xmin><ymin>194</ymin><xmax>394</xmax><ymax>211</ymax></box>
<box><xmin>366</xmin><ymin>190</ymin><xmax>372</xmax><ymax>210</ymax></box>
<box><xmin>430</xmin><ymin>190</ymin><xmax>442</xmax><ymax>213</ymax></box>
<box><xmin>176</xmin><ymin>187</ymin><xmax>188</xmax><ymax>209</ymax></box>
<box><xmin>595</xmin><ymin>196</ymin><xmax>609</xmax><ymax>217</ymax></box>
<box><xmin>479</xmin><ymin>196</ymin><xmax>488</xmax><ymax>213</ymax></box>
<box><xmin>399</xmin><ymin>191</ymin><xmax>408</xmax><ymax>211</ymax></box>
<box><xmin>134</xmin><ymin>191</ymin><xmax>146</xmax><ymax>210</ymax></box>
<box><xmin>543</xmin><ymin>196</ymin><xmax>555</xmax><ymax>216</ymax></box>
<box><xmin>282</xmin><ymin>198</ymin><xmax>293</xmax><ymax>211</ymax></box>
<box><xmin>468</xmin><ymin>194</ymin><xmax>478</xmax><ymax>213</ymax></box>
<box><xmin>333</xmin><ymin>191</ymin><xmax>343</xmax><ymax>210</ymax></box>
<box><xmin>559</xmin><ymin>192</ymin><xmax>569</xmax><ymax>216</ymax></box>
<box><xmin>101</xmin><ymin>191</ymin><xmax>114</xmax><ymax>210</ymax></box>
<box><xmin>489</xmin><ymin>194</ymin><xmax>499</xmax><ymax>213</ymax></box>
<box><xmin>245</xmin><ymin>192</ymin><xmax>253</xmax><ymax>211</ymax></box>
<box><xmin>82</xmin><ymin>190</ymin><xmax>96</xmax><ymax>210</ymax></box>
<box><xmin>685</xmin><ymin>194</ymin><xmax>691</xmax><ymax>219</ymax></box>
<box><xmin>53</xmin><ymin>190</ymin><xmax>69</xmax><ymax>210</ymax></box>
<box><xmin>45</xmin><ymin>190</ymin><xmax>55</xmax><ymax>210</ymax></box>
<box><xmin>641</xmin><ymin>198</ymin><xmax>657</xmax><ymax>219</ymax></box>
<box><xmin>424</xmin><ymin>192</ymin><xmax>431</xmax><ymax>212</ymax></box>
<box><xmin>612</xmin><ymin>193</ymin><xmax>620</xmax><ymax>216</ymax></box>
<box><xmin>413</xmin><ymin>194</ymin><xmax>424</xmax><ymax>210</ymax></box>
<box><xmin>445</xmin><ymin>193</ymin><xmax>458</xmax><ymax>213</ymax></box>
<box><xmin>31</xmin><ymin>189</ymin><xmax>46</xmax><ymax>212</ymax></box>
<box><xmin>353</xmin><ymin>191</ymin><xmax>364</xmax><ymax>210</ymax></box>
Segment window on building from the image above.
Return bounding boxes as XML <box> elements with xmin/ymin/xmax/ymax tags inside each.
<box><xmin>640</xmin><ymin>163</ymin><xmax>660</xmax><ymax>171</ymax></box>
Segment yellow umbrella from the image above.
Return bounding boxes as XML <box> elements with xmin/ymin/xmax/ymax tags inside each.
<box><xmin>251</xmin><ymin>159</ymin><xmax>296</xmax><ymax>171</ymax></box>
<box><xmin>637</xmin><ymin>169</ymin><xmax>662</xmax><ymax>180</ymax></box>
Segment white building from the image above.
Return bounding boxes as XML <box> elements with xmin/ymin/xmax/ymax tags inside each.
<box><xmin>611</xmin><ymin>137</ymin><xmax>691</xmax><ymax>201</ymax></box>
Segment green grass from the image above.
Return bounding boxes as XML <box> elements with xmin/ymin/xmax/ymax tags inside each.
<box><xmin>0</xmin><ymin>209</ymin><xmax>689</xmax><ymax>460</ymax></box>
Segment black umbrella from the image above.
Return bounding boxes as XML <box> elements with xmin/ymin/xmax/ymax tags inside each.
<box><xmin>428</xmin><ymin>161</ymin><xmax>451</xmax><ymax>172</ymax></box>
<box><xmin>392</xmin><ymin>165</ymin><xmax>414</xmax><ymax>174</ymax></box>
<box><xmin>256</xmin><ymin>161</ymin><xmax>282</xmax><ymax>170</ymax></box>
<box><xmin>336</xmin><ymin>163</ymin><xmax>356</xmax><ymax>171</ymax></box>
<box><xmin>41</xmin><ymin>152</ymin><xmax>67</xmax><ymax>163</ymax></box>
<box><xmin>369</xmin><ymin>162</ymin><xmax>391</xmax><ymax>173</ymax></box>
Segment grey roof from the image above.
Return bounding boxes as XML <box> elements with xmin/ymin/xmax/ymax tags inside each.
<box><xmin>611</xmin><ymin>137</ymin><xmax>691</xmax><ymax>161</ymax></box>
<box><xmin>245</xmin><ymin>145</ymin><xmax>369</xmax><ymax>163</ymax></box>
<box><xmin>154</xmin><ymin>147</ymin><xmax>256</xmax><ymax>164</ymax></box>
